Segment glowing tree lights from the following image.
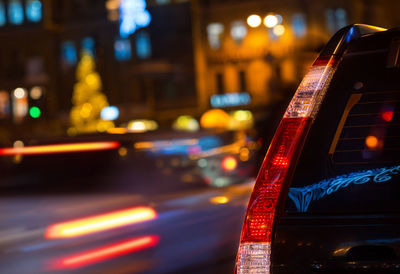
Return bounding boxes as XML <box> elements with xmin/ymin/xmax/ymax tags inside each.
<box><xmin>69</xmin><ymin>51</ymin><xmax>114</xmax><ymax>134</ymax></box>
<box><xmin>119</xmin><ymin>0</ymin><xmax>151</xmax><ymax>37</ymax></box>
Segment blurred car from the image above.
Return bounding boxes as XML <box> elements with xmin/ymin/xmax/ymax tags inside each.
<box><xmin>235</xmin><ymin>24</ymin><xmax>400</xmax><ymax>274</ymax></box>
<box><xmin>0</xmin><ymin>128</ymin><xmax>257</xmax><ymax>273</ymax></box>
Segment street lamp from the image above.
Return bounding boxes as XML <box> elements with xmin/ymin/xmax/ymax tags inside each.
<box><xmin>247</xmin><ymin>14</ymin><xmax>262</xmax><ymax>28</ymax></box>
<box><xmin>263</xmin><ymin>14</ymin><xmax>278</xmax><ymax>28</ymax></box>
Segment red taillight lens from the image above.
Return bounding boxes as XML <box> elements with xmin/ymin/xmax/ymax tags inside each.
<box><xmin>236</xmin><ymin>57</ymin><xmax>337</xmax><ymax>274</ymax></box>
<box><xmin>240</xmin><ymin>118</ymin><xmax>311</xmax><ymax>243</ymax></box>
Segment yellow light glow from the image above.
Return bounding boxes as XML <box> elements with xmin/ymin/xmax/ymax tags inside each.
<box><xmin>30</xmin><ymin>86</ymin><xmax>43</xmax><ymax>100</ymax></box>
<box><xmin>118</xmin><ymin>147</ymin><xmax>128</xmax><ymax>157</ymax></box>
<box><xmin>134</xmin><ymin>142</ymin><xmax>154</xmax><ymax>149</ymax></box>
<box><xmin>13</xmin><ymin>140</ymin><xmax>24</xmax><ymax>148</ymax></box>
<box><xmin>247</xmin><ymin>14</ymin><xmax>262</xmax><ymax>28</ymax></box>
<box><xmin>129</xmin><ymin>122</ymin><xmax>146</xmax><ymax>132</ymax></box>
<box><xmin>45</xmin><ymin>207</ymin><xmax>157</xmax><ymax>239</ymax></box>
<box><xmin>107</xmin><ymin>127</ymin><xmax>127</xmax><ymax>134</ymax></box>
<box><xmin>0</xmin><ymin>142</ymin><xmax>120</xmax><ymax>156</ymax></box>
<box><xmin>80</xmin><ymin>103</ymin><xmax>92</xmax><ymax>118</ymax></box>
<box><xmin>210</xmin><ymin>196</ymin><xmax>229</xmax><ymax>204</ymax></box>
<box><xmin>365</xmin><ymin>135</ymin><xmax>379</xmax><ymax>149</ymax></box>
<box><xmin>127</xmin><ymin>120</ymin><xmax>158</xmax><ymax>133</ymax></box>
<box><xmin>173</xmin><ymin>115</ymin><xmax>199</xmax><ymax>132</ymax></box>
<box><xmin>273</xmin><ymin>24</ymin><xmax>285</xmax><ymax>36</ymax></box>
<box><xmin>263</xmin><ymin>14</ymin><xmax>278</xmax><ymax>28</ymax></box>
<box><xmin>200</xmin><ymin>109</ymin><xmax>230</xmax><ymax>129</ymax></box>
<box><xmin>222</xmin><ymin>156</ymin><xmax>238</xmax><ymax>171</ymax></box>
<box><xmin>239</xmin><ymin>147</ymin><xmax>250</xmax><ymax>161</ymax></box>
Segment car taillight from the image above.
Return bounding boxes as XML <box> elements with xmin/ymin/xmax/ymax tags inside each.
<box><xmin>236</xmin><ymin>57</ymin><xmax>337</xmax><ymax>274</ymax></box>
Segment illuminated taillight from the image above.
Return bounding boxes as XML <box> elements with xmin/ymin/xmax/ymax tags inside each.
<box><xmin>0</xmin><ymin>141</ymin><xmax>120</xmax><ymax>156</ymax></box>
<box><xmin>236</xmin><ymin>57</ymin><xmax>337</xmax><ymax>274</ymax></box>
<box><xmin>45</xmin><ymin>207</ymin><xmax>157</xmax><ymax>239</ymax></box>
<box><xmin>222</xmin><ymin>155</ymin><xmax>238</xmax><ymax>171</ymax></box>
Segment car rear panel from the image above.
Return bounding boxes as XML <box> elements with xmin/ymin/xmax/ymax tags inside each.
<box><xmin>272</xmin><ymin>29</ymin><xmax>400</xmax><ymax>273</ymax></box>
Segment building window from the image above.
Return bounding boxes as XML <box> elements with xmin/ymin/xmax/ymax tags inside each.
<box><xmin>239</xmin><ymin>70</ymin><xmax>246</xmax><ymax>92</ymax></box>
<box><xmin>136</xmin><ymin>31</ymin><xmax>151</xmax><ymax>59</ymax></box>
<box><xmin>114</xmin><ymin>38</ymin><xmax>132</xmax><ymax>61</ymax></box>
<box><xmin>8</xmin><ymin>0</ymin><xmax>24</xmax><ymax>25</ymax></box>
<box><xmin>61</xmin><ymin>41</ymin><xmax>78</xmax><ymax>66</ymax></box>
<box><xmin>325</xmin><ymin>8</ymin><xmax>347</xmax><ymax>34</ymax></box>
<box><xmin>335</xmin><ymin>8</ymin><xmax>347</xmax><ymax>29</ymax></box>
<box><xmin>0</xmin><ymin>1</ymin><xmax>6</xmax><ymax>26</ymax></box>
<box><xmin>26</xmin><ymin>0</ymin><xmax>42</xmax><ymax>22</ymax></box>
<box><xmin>207</xmin><ymin>23</ymin><xmax>224</xmax><ymax>50</ymax></box>
<box><xmin>230</xmin><ymin>20</ymin><xmax>247</xmax><ymax>43</ymax></box>
<box><xmin>291</xmin><ymin>13</ymin><xmax>307</xmax><ymax>37</ymax></box>
<box><xmin>216</xmin><ymin>73</ymin><xmax>224</xmax><ymax>94</ymax></box>
<box><xmin>82</xmin><ymin>37</ymin><xmax>96</xmax><ymax>57</ymax></box>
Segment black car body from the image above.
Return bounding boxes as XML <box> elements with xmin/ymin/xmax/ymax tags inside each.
<box><xmin>236</xmin><ymin>24</ymin><xmax>400</xmax><ymax>274</ymax></box>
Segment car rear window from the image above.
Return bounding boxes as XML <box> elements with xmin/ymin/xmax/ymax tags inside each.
<box><xmin>285</xmin><ymin>36</ymin><xmax>400</xmax><ymax>214</ymax></box>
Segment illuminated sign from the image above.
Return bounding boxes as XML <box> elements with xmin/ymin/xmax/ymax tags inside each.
<box><xmin>288</xmin><ymin>165</ymin><xmax>400</xmax><ymax>212</ymax></box>
<box><xmin>119</xmin><ymin>0</ymin><xmax>151</xmax><ymax>38</ymax></box>
<box><xmin>210</xmin><ymin>92</ymin><xmax>251</xmax><ymax>108</ymax></box>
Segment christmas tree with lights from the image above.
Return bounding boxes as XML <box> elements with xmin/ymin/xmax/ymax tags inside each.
<box><xmin>69</xmin><ymin>50</ymin><xmax>114</xmax><ymax>134</ymax></box>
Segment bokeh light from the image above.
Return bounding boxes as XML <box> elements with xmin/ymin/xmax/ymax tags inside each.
<box><xmin>172</xmin><ymin>115</ymin><xmax>199</xmax><ymax>132</ymax></box>
<box><xmin>200</xmin><ymin>109</ymin><xmax>230</xmax><ymax>129</ymax></box>
<box><xmin>101</xmin><ymin>106</ymin><xmax>119</xmax><ymax>121</ymax></box>
<box><xmin>365</xmin><ymin>135</ymin><xmax>379</xmax><ymax>149</ymax></box>
<box><xmin>30</xmin><ymin>86</ymin><xmax>43</xmax><ymax>100</ymax></box>
<box><xmin>209</xmin><ymin>196</ymin><xmax>229</xmax><ymax>204</ymax></box>
<box><xmin>381</xmin><ymin>110</ymin><xmax>394</xmax><ymax>122</ymax></box>
<box><xmin>273</xmin><ymin>24</ymin><xmax>285</xmax><ymax>36</ymax></box>
<box><xmin>29</xmin><ymin>106</ymin><xmax>41</xmax><ymax>118</ymax></box>
<box><xmin>247</xmin><ymin>14</ymin><xmax>262</xmax><ymax>28</ymax></box>
<box><xmin>13</xmin><ymin>87</ymin><xmax>26</xmax><ymax>99</ymax></box>
<box><xmin>128</xmin><ymin>119</ymin><xmax>158</xmax><ymax>132</ymax></box>
<box><xmin>263</xmin><ymin>14</ymin><xmax>278</xmax><ymax>28</ymax></box>
<box><xmin>221</xmin><ymin>155</ymin><xmax>237</xmax><ymax>171</ymax></box>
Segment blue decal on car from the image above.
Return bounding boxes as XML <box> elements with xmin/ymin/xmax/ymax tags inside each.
<box><xmin>288</xmin><ymin>165</ymin><xmax>400</xmax><ymax>212</ymax></box>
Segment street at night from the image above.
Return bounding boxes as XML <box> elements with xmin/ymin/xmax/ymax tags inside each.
<box><xmin>1</xmin><ymin>1</ymin><xmax>400</xmax><ymax>274</ymax></box>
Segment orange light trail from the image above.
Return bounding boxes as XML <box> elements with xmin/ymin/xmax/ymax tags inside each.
<box><xmin>0</xmin><ymin>141</ymin><xmax>120</xmax><ymax>156</ymax></box>
<box><xmin>45</xmin><ymin>207</ymin><xmax>157</xmax><ymax>239</ymax></box>
<box><xmin>52</xmin><ymin>235</ymin><xmax>159</xmax><ymax>269</ymax></box>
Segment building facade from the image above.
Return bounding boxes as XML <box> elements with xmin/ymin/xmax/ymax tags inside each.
<box><xmin>192</xmin><ymin>0</ymin><xmax>400</xmax><ymax>113</ymax></box>
<box><xmin>0</xmin><ymin>0</ymin><xmax>399</xmax><ymax>132</ymax></box>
